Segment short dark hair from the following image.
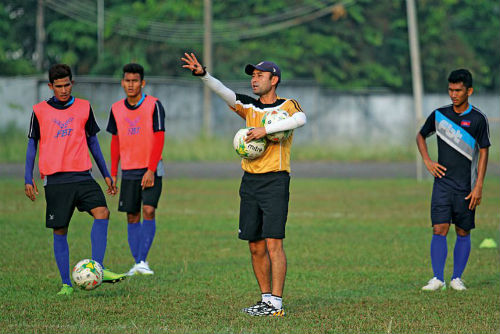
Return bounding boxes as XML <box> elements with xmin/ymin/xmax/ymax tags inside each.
<box><xmin>123</xmin><ymin>63</ymin><xmax>144</xmax><ymax>80</ymax></box>
<box><xmin>49</xmin><ymin>64</ymin><xmax>72</xmax><ymax>83</ymax></box>
<box><xmin>448</xmin><ymin>69</ymin><xmax>473</xmax><ymax>88</ymax></box>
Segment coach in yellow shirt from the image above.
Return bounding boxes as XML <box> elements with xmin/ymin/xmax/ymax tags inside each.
<box><xmin>182</xmin><ymin>53</ymin><xmax>307</xmax><ymax>317</ymax></box>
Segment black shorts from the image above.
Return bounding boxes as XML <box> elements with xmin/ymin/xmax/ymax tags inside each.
<box><xmin>44</xmin><ymin>179</ymin><xmax>107</xmax><ymax>229</ymax></box>
<box><xmin>118</xmin><ymin>176</ymin><xmax>162</xmax><ymax>213</ymax></box>
<box><xmin>238</xmin><ymin>171</ymin><xmax>290</xmax><ymax>241</ymax></box>
<box><xmin>431</xmin><ymin>182</ymin><xmax>475</xmax><ymax>231</ymax></box>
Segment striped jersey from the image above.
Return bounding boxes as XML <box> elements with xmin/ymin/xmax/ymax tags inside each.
<box><xmin>420</xmin><ymin>104</ymin><xmax>490</xmax><ymax>192</ymax></box>
<box><xmin>232</xmin><ymin>93</ymin><xmax>303</xmax><ymax>174</ymax></box>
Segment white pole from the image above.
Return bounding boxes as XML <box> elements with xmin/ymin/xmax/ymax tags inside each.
<box><xmin>406</xmin><ymin>0</ymin><xmax>424</xmax><ymax>181</ymax></box>
<box><xmin>203</xmin><ymin>0</ymin><xmax>213</xmax><ymax>137</ymax></box>
<box><xmin>35</xmin><ymin>0</ymin><xmax>45</xmax><ymax>71</ymax></box>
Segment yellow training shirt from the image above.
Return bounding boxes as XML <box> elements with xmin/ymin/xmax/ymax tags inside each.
<box><xmin>232</xmin><ymin>94</ymin><xmax>303</xmax><ymax>174</ymax></box>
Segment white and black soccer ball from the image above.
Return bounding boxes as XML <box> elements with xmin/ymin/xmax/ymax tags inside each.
<box><xmin>233</xmin><ymin>127</ymin><xmax>267</xmax><ymax>160</ymax></box>
<box><xmin>72</xmin><ymin>259</ymin><xmax>103</xmax><ymax>290</ymax></box>
<box><xmin>261</xmin><ymin>109</ymin><xmax>292</xmax><ymax>143</ymax></box>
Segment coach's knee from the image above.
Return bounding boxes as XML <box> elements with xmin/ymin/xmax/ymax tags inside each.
<box><xmin>265</xmin><ymin>238</ymin><xmax>284</xmax><ymax>256</ymax></box>
<box><xmin>249</xmin><ymin>240</ymin><xmax>267</xmax><ymax>257</ymax></box>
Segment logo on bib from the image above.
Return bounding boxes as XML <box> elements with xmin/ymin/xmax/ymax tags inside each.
<box><xmin>53</xmin><ymin>118</ymin><xmax>74</xmax><ymax>138</ymax></box>
<box><xmin>125</xmin><ymin>117</ymin><xmax>141</xmax><ymax>135</ymax></box>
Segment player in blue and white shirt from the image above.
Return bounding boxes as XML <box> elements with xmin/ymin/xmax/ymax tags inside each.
<box><xmin>417</xmin><ymin>69</ymin><xmax>490</xmax><ymax>291</ymax></box>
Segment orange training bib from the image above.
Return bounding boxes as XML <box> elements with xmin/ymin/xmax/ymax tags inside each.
<box><xmin>33</xmin><ymin>98</ymin><xmax>92</xmax><ymax>176</ymax></box>
<box><xmin>111</xmin><ymin>95</ymin><xmax>159</xmax><ymax>170</ymax></box>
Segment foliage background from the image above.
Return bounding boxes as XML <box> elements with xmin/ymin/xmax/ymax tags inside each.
<box><xmin>1</xmin><ymin>0</ymin><xmax>499</xmax><ymax>93</ymax></box>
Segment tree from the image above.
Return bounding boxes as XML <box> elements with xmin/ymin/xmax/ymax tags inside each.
<box><xmin>0</xmin><ymin>2</ymin><xmax>37</xmax><ymax>75</ymax></box>
<box><xmin>1</xmin><ymin>0</ymin><xmax>498</xmax><ymax>93</ymax></box>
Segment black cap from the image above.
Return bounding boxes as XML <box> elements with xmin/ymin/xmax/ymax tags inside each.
<box><xmin>245</xmin><ymin>61</ymin><xmax>281</xmax><ymax>83</ymax></box>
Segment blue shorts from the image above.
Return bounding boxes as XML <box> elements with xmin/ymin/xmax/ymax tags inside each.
<box><xmin>430</xmin><ymin>182</ymin><xmax>475</xmax><ymax>231</ymax></box>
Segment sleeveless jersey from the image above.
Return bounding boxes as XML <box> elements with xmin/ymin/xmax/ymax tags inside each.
<box><xmin>111</xmin><ymin>95</ymin><xmax>160</xmax><ymax>170</ymax></box>
<box><xmin>33</xmin><ymin>98</ymin><xmax>92</xmax><ymax>176</ymax></box>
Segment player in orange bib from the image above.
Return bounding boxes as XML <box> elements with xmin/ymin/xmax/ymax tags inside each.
<box><xmin>106</xmin><ymin>63</ymin><xmax>166</xmax><ymax>276</ymax></box>
<box><xmin>182</xmin><ymin>53</ymin><xmax>307</xmax><ymax>316</ymax></box>
<box><xmin>24</xmin><ymin>64</ymin><xmax>126</xmax><ymax>295</ymax></box>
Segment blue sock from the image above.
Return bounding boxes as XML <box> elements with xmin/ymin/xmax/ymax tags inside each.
<box><xmin>53</xmin><ymin>233</ymin><xmax>71</xmax><ymax>286</ymax></box>
<box><xmin>452</xmin><ymin>234</ymin><xmax>471</xmax><ymax>279</ymax></box>
<box><xmin>430</xmin><ymin>234</ymin><xmax>447</xmax><ymax>282</ymax></box>
<box><xmin>91</xmin><ymin>219</ymin><xmax>108</xmax><ymax>267</ymax></box>
<box><xmin>139</xmin><ymin>219</ymin><xmax>156</xmax><ymax>262</ymax></box>
<box><xmin>127</xmin><ymin>222</ymin><xmax>142</xmax><ymax>263</ymax></box>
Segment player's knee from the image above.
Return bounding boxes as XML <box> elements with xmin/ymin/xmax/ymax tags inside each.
<box><xmin>127</xmin><ymin>212</ymin><xmax>141</xmax><ymax>223</ymax></box>
<box><xmin>455</xmin><ymin>227</ymin><xmax>470</xmax><ymax>237</ymax></box>
<box><xmin>142</xmin><ymin>206</ymin><xmax>155</xmax><ymax>220</ymax></box>
<box><xmin>53</xmin><ymin>227</ymin><xmax>68</xmax><ymax>235</ymax></box>
<box><xmin>432</xmin><ymin>224</ymin><xmax>449</xmax><ymax>236</ymax></box>
<box><xmin>93</xmin><ymin>206</ymin><xmax>110</xmax><ymax>220</ymax></box>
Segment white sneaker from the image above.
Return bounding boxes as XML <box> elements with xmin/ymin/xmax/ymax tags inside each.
<box><xmin>450</xmin><ymin>278</ymin><xmax>467</xmax><ymax>291</ymax></box>
<box><xmin>127</xmin><ymin>263</ymin><xmax>139</xmax><ymax>276</ymax></box>
<box><xmin>422</xmin><ymin>277</ymin><xmax>446</xmax><ymax>291</ymax></box>
<box><xmin>136</xmin><ymin>261</ymin><xmax>154</xmax><ymax>275</ymax></box>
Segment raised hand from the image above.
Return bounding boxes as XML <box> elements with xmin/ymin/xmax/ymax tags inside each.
<box><xmin>181</xmin><ymin>52</ymin><xmax>205</xmax><ymax>75</ymax></box>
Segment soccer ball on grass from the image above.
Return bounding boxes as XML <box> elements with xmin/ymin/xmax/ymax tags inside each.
<box><xmin>72</xmin><ymin>259</ymin><xmax>103</xmax><ymax>290</ymax></box>
<box><xmin>233</xmin><ymin>127</ymin><xmax>267</xmax><ymax>160</ymax></box>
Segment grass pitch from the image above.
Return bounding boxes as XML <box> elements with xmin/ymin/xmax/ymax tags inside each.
<box><xmin>0</xmin><ymin>177</ymin><xmax>498</xmax><ymax>333</ymax></box>
<box><xmin>4</xmin><ymin>130</ymin><xmax>500</xmax><ymax>163</ymax></box>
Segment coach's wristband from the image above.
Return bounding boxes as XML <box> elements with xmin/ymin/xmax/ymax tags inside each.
<box><xmin>192</xmin><ymin>66</ymin><xmax>207</xmax><ymax>76</ymax></box>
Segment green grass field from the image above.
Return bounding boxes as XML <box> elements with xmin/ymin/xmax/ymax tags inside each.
<box><xmin>3</xmin><ymin>130</ymin><xmax>499</xmax><ymax>163</ymax></box>
<box><xmin>0</xmin><ymin>177</ymin><xmax>498</xmax><ymax>333</ymax></box>
<box><xmin>0</xmin><ymin>131</ymin><xmax>418</xmax><ymax>163</ymax></box>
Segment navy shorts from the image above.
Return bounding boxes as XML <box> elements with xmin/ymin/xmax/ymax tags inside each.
<box><xmin>238</xmin><ymin>171</ymin><xmax>290</xmax><ymax>241</ymax></box>
<box><xmin>430</xmin><ymin>182</ymin><xmax>475</xmax><ymax>231</ymax></box>
<box><xmin>118</xmin><ymin>176</ymin><xmax>162</xmax><ymax>213</ymax></box>
<box><xmin>44</xmin><ymin>179</ymin><xmax>107</xmax><ymax>229</ymax></box>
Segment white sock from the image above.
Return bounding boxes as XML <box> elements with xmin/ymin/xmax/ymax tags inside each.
<box><xmin>270</xmin><ymin>295</ymin><xmax>282</xmax><ymax>309</ymax></box>
<box><xmin>261</xmin><ymin>293</ymin><xmax>272</xmax><ymax>304</ymax></box>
